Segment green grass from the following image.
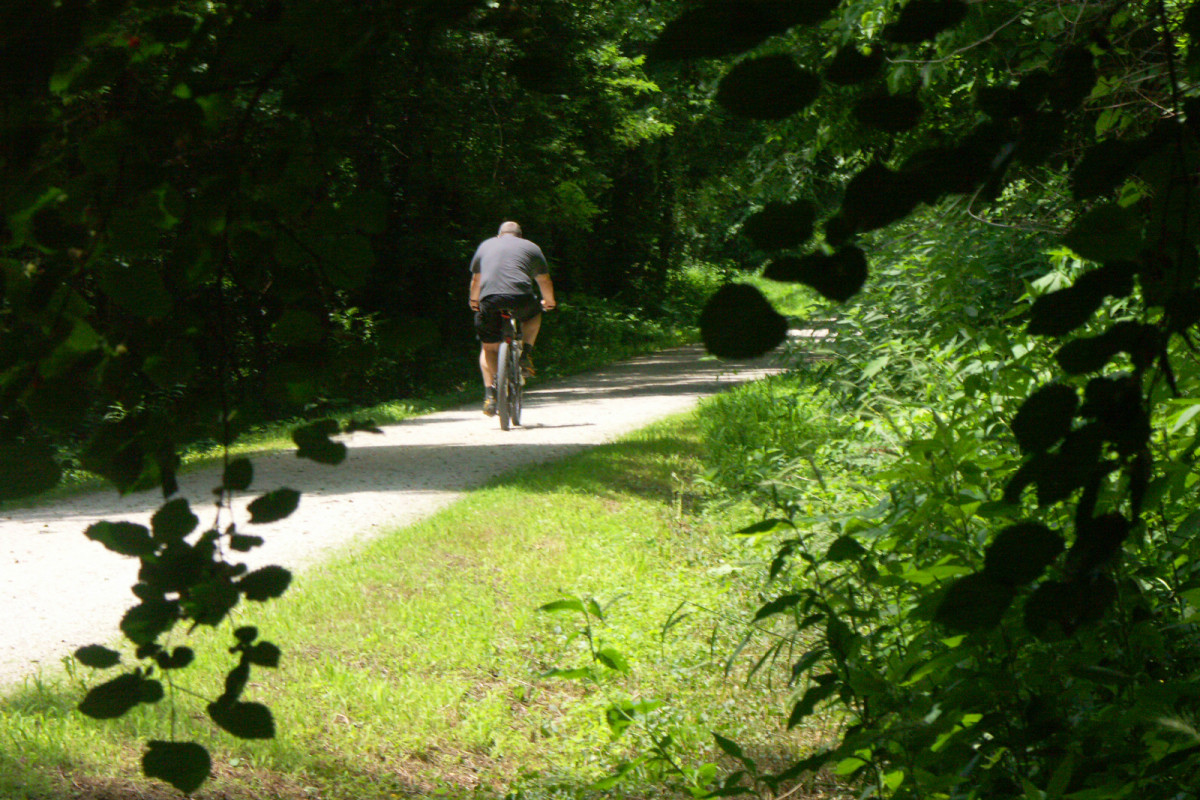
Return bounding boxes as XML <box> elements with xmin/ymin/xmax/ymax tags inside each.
<box><xmin>0</xmin><ymin>414</ymin><xmax>823</xmax><ymax>800</ymax></box>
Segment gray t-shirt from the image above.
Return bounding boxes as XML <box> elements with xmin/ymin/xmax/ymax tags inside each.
<box><xmin>469</xmin><ymin>235</ymin><xmax>548</xmax><ymax>298</ymax></box>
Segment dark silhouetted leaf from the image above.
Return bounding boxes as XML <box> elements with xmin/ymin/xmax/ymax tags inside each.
<box><xmin>293</xmin><ymin>419</ymin><xmax>347</xmax><ymax>465</ymax></box>
<box><xmin>934</xmin><ymin>572</ymin><xmax>1015</xmax><ymax>632</ymax></box>
<box><xmin>840</xmin><ymin>163</ymin><xmax>924</xmax><ymax>233</ymax></box>
<box><xmin>825</xmin><ymin>535</ymin><xmax>868</xmax><ymax>562</ymax></box>
<box><xmin>86</xmin><ymin>521</ymin><xmax>155</xmax><ymax>557</ymax></box>
<box><xmin>1048</xmin><ymin>46</ymin><xmax>1096</xmax><ymax>112</ymax></box>
<box><xmin>1067</xmin><ymin>513</ymin><xmax>1130</xmax><ymax>575</ymax></box>
<box><xmin>223</xmin><ymin>458</ymin><xmax>253</xmax><ymax>491</ymax></box>
<box><xmin>853</xmin><ymin>91</ymin><xmax>923</xmax><ymax>133</ymax></box>
<box><xmin>699</xmin><ymin>283</ymin><xmax>789</xmax><ymax>358</ymax></box>
<box><xmin>790</xmin><ymin>649</ymin><xmax>826</xmax><ymax>684</ymax></box>
<box><xmin>344</xmin><ymin>418</ymin><xmax>384</xmax><ymax>434</ymax></box>
<box><xmin>155</xmin><ymin>647</ymin><xmax>195</xmax><ymax>670</ymax></box>
<box><xmin>79</xmin><ymin>672</ymin><xmax>161</xmax><ymax>719</ymax></box>
<box><xmin>649</xmin><ymin>0</ymin><xmax>839</xmax><ymax>61</ymax></box>
<box><xmin>230</xmin><ymin>532</ymin><xmax>265</xmax><ymax>552</ymax></box>
<box><xmin>143</xmin><ymin>741</ymin><xmax>211</xmax><ymax>795</ymax></box>
<box><xmin>99</xmin><ymin>262</ymin><xmax>172</xmax><ymax>318</ymax></box>
<box><xmin>825</xmin><ymin>47</ymin><xmax>883</xmax><ymax>85</ymax></box>
<box><xmin>239</xmin><ymin>565</ymin><xmax>292</xmax><ymax>601</ymax></box>
<box><xmin>247</xmin><ymin>641</ymin><xmax>282</xmax><ymax>668</ymax></box>
<box><xmin>151</xmin><ymin>498</ymin><xmax>198</xmax><ymax>544</ymax></box>
<box><xmin>884</xmin><ymin>0</ymin><xmax>968</xmax><ymax>43</ymax></box>
<box><xmin>1071</xmin><ymin>134</ymin><xmax>1165</xmax><ymax>200</ymax></box>
<box><xmin>984</xmin><ymin>523</ymin><xmax>1065</xmax><ymax>586</ymax></box>
<box><xmin>764</xmin><ymin>247</ymin><xmax>868</xmax><ymax>303</ymax></box>
<box><xmin>715</xmin><ymin>56</ymin><xmax>820</xmax><ymax>120</ymax></box>
<box><xmin>207</xmin><ymin>700</ymin><xmax>276</xmax><ymax>739</ymax></box>
<box><xmin>1057</xmin><ymin>322</ymin><xmax>1157</xmax><ymax>376</ymax></box>
<box><xmin>0</xmin><ymin>440</ymin><xmax>63</xmax><ymax>501</ymax></box>
<box><xmin>186</xmin><ymin>577</ymin><xmax>240</xmax><ymax>626</ymax></box>
<box><xmin>121</xmin><ymin>599</ymin><xmax>179</xmax><ymax>646</ymax></box>
<box><xmin>742</xmin><ymin>200</ymin><xmax>817</xmax><ymax>250</ymax></box>
<box><xmin>74</xmin><ymin>644</ymin><xmax>121</xmax><ymax>669</ymax></box>
<box><xmin>1062</xmin><ymin>204</ymin><xmax>1143</xmax><ymax>263</ymax></box>
<box><xmin>1027</xmin><ymin>283</ymin><xmax>1106</xmax><ymax>337</ymax></box>
<box><xmin>1011</xmin><ymin>383</ymin><xmax>1078</xmax><ymax>453</ymax></box>
<box><xmin>247</xmin><ymin>488</ymin><xmax>301</xmax><ymax>524</ymax></box>
<box><xmin>1023</xmin><ymin>580</ymin><xmax>1078</xmax><ymax>639</ymax></box>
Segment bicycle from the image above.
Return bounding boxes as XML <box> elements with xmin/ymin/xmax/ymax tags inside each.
<box><xmin>495</xmin><ymin>309</ymin><xmax>525</xmax><ymax>430</ymax></box>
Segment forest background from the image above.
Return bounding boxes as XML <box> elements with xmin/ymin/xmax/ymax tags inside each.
<box><xmin>4</xmin><ymin>0</ymin><xmax>1200</xmax><ymax>798</ymax></box>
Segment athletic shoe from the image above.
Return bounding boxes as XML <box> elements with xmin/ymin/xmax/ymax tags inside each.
<box><xmin>520</xmin><ymin>351</ymin><xmax>535</xmax><ymax>377</ymax></box>
<box><xmin>483</xmin><ymin>387</ymin><xmax>497</xmax><ymax>417</ymax></box>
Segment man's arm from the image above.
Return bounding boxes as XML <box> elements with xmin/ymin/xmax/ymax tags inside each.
<box><xmin>536</xmin><ymin>273</ymin><xmax>556</xmax><ymax>310</ymax></box>
<box><xmin>470</xmin><ymin>273</ymin><xmax>481</xmax><ymax>311</ymax></box>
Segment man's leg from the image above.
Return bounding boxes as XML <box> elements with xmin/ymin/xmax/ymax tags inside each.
<box><xmin>479</xmin><ymin>342</ymin><xmax>500</xmax><ymax>386</ymax></box>
<box><xmin>522</xmin><ymin>312</ymin><xmax>542</xmax><ymax>346</ymax></box>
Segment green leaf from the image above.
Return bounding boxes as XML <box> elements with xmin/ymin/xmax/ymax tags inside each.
<box><xmin>934</xmin><ymin>572</ymin><xmax>1015</xmax><ymax>632</ymax></box>
<box><xmin>86</xmin><ymin>521</ymin><xmax>155</xmax><ymax>557</ymax></box>
<box><xmin>223</xmin><ymin>458</ymin><xmax>253</xmax><ymax>491</ymax></box>
<box><xmin>983</xmin><ymin>523</ymin><xmax>1065</xmax><ymax>586</ymax></box>
<box><xmin>883</xmin><ymin>0</ymin><xmax>968</xmax><ymax>43</ymax></box>
<box><xmin>207</xmin><ymin>701</ymin><xmax>276</xmax><ymax>739</ymax></box>
<box><xmin>246</xmin><ymin>488</ymin><xmax>301</xmax><ymax>524</ymax></box>
<box><xmin>596</xmin><ymin>648</ymin><xmax>630</xmax><ymax>674</ymax></box>
<box><xmin>753</xmin><ymin>593</ymin><xmax>803</xmax><ymax>622</ymax></box>
<box><xmin>699</xmin><ymin>283</ymin><xmax>789</xmax><ymax>358</ymax></box>
<box><xmin>825</xmin><ymin>535</ymin><xmax>868</xmax><ymax>562</ymax></box>
<box><xmin>763</xmin><ymin>247</ymin><xmax>868</xmax><ymax>303</ymax></box>
<box><xmin>229</xmin><ymin>533</ymin><xmax>265</xmax><ymax>552</ymax></box>
<box><xmin>790</xmin><ymin>649</ymin><xmax>826</xmax><ymax>684</ymax></box>
<box><xmin>1062</xmin><ymin>204</ymin><xmax>1143</xmax><ymax>263</ymax></box>
<box><xmin>539</xmin><ymin>598</ymin><xmax>586</xmax><ymax>614</ymax></box>
<box><xmin>714</xmin><ymin>732</ymin><xmax>747</xmax><ymax>761</ymax></box>
<box><xmin>742</xmin><ymin>200</ymin><xmax>817</xmax><ymax>251</ymax></box>
<box><xmin>143</xmin><ymin>741</ymin><xmax>211</xmax><ymax>794</ymax></box>
<box><xmin>74</xmin><ymin>645</ymin><xmax>121</xmax><ymax>669</ymax></box>
<box><xmin>239</xmin><ymin>565</ymin><xmax>292</xmax><ymax>602</ymax></box>
<box><xmin>151</xmin><ymin>498</ymin><xmax>198</xmax><ymax>544</ymax></box>
<box><xmin>787</xmin><ymin>681</ymin><xmax>838</xmax><ymax>728</ymax></box>
<box><xmin>541</xmin><ymin>667</ymin><xmax>592</xmax><ymax>680</ymax></box>
<box><xmin>1011</xmin><ymin>383</ymin><xmax>1078</xmax><ymax>453</ymax></box>
<box><xmin>716</xmin><ymin>56</ymin><xmax>820</xmax><ymax>120</ymax></box>
<box><xmin>735</xmin><ymin>518</ymin><xmax>792</xmax><ymax>536</ymax></box>
<box><xmin>293</xmin><ymin>419</ymin><xmax>347</xmax><ymax>465</ymax></box>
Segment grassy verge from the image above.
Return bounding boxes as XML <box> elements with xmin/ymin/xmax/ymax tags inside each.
<box><xmin>0</xmin><ymin>413</ymin><xmax>827</xmax><ymax>800</ymax></box>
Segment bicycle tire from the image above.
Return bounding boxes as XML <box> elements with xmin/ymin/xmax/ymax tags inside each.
<box><xmin>497</xmin><ymin>340</ymin><xmax>513</xmax><ymax>430</ymax></box>
<box><xmin>510</xmin><ymin>343</ymin><xmax>523</xmax><ymax>427</ymax></box>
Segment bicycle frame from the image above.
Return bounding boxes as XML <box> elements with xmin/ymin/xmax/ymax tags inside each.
<box><xmin>495</xmin><ymin>310</ymin><xmax>524</xmax><ymax>430</ymax></box>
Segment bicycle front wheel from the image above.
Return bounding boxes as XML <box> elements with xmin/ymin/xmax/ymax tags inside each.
<box><xmin>509</xmin><ymin>344</ymin><xmax>523</xmax><ymax>427</ymax></box>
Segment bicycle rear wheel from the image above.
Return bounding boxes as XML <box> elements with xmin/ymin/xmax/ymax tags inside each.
<box><xmin>509</xmin><ymin>343</ymin><xmax>523</xmax><ymax>427</ymax></box>
<box><xmin>497</xmin><ymin>341</ymin><xmax>514</xmax><ymax>430</ymax></box>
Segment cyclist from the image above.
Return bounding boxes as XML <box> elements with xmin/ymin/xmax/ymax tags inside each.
<box><xmin>468</xmin><ymin>221</ymin><xmax>557</xmax><ymax>417</ymax></box>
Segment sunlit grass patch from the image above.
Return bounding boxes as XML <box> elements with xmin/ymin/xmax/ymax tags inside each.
<box><xmin>1</xmin><ymin>415</ymin><xmax>819</xmax><ymax>800</ymax></box>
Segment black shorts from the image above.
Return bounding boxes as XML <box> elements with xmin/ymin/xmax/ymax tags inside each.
<box><xmin>475</xmin><ymin>294</ymin><xmax>541</xmax><ymax>343</ymax></box>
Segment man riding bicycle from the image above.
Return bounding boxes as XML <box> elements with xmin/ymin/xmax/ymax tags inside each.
<box><xmin>469</xmin><ymin>221</ymin><xmax>557</xmax><ymax>417</ymax></box>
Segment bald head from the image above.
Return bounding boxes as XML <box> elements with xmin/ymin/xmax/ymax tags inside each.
<box><xmin>498</xmin><ymin>221</ymin><xmax>523</xmax><ymax>237</ymax></box>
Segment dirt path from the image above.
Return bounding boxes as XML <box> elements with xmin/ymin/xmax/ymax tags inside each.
<box><xmin>0</xmin><ymin>345</ymin><xmax>783</xmax><ymax>687</ymax></box>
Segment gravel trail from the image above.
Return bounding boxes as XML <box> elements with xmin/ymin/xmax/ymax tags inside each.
<box><xmin>0</xmin><ymin>345</ymin><xmax>782</xmax><ymax>687</ymax></box>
